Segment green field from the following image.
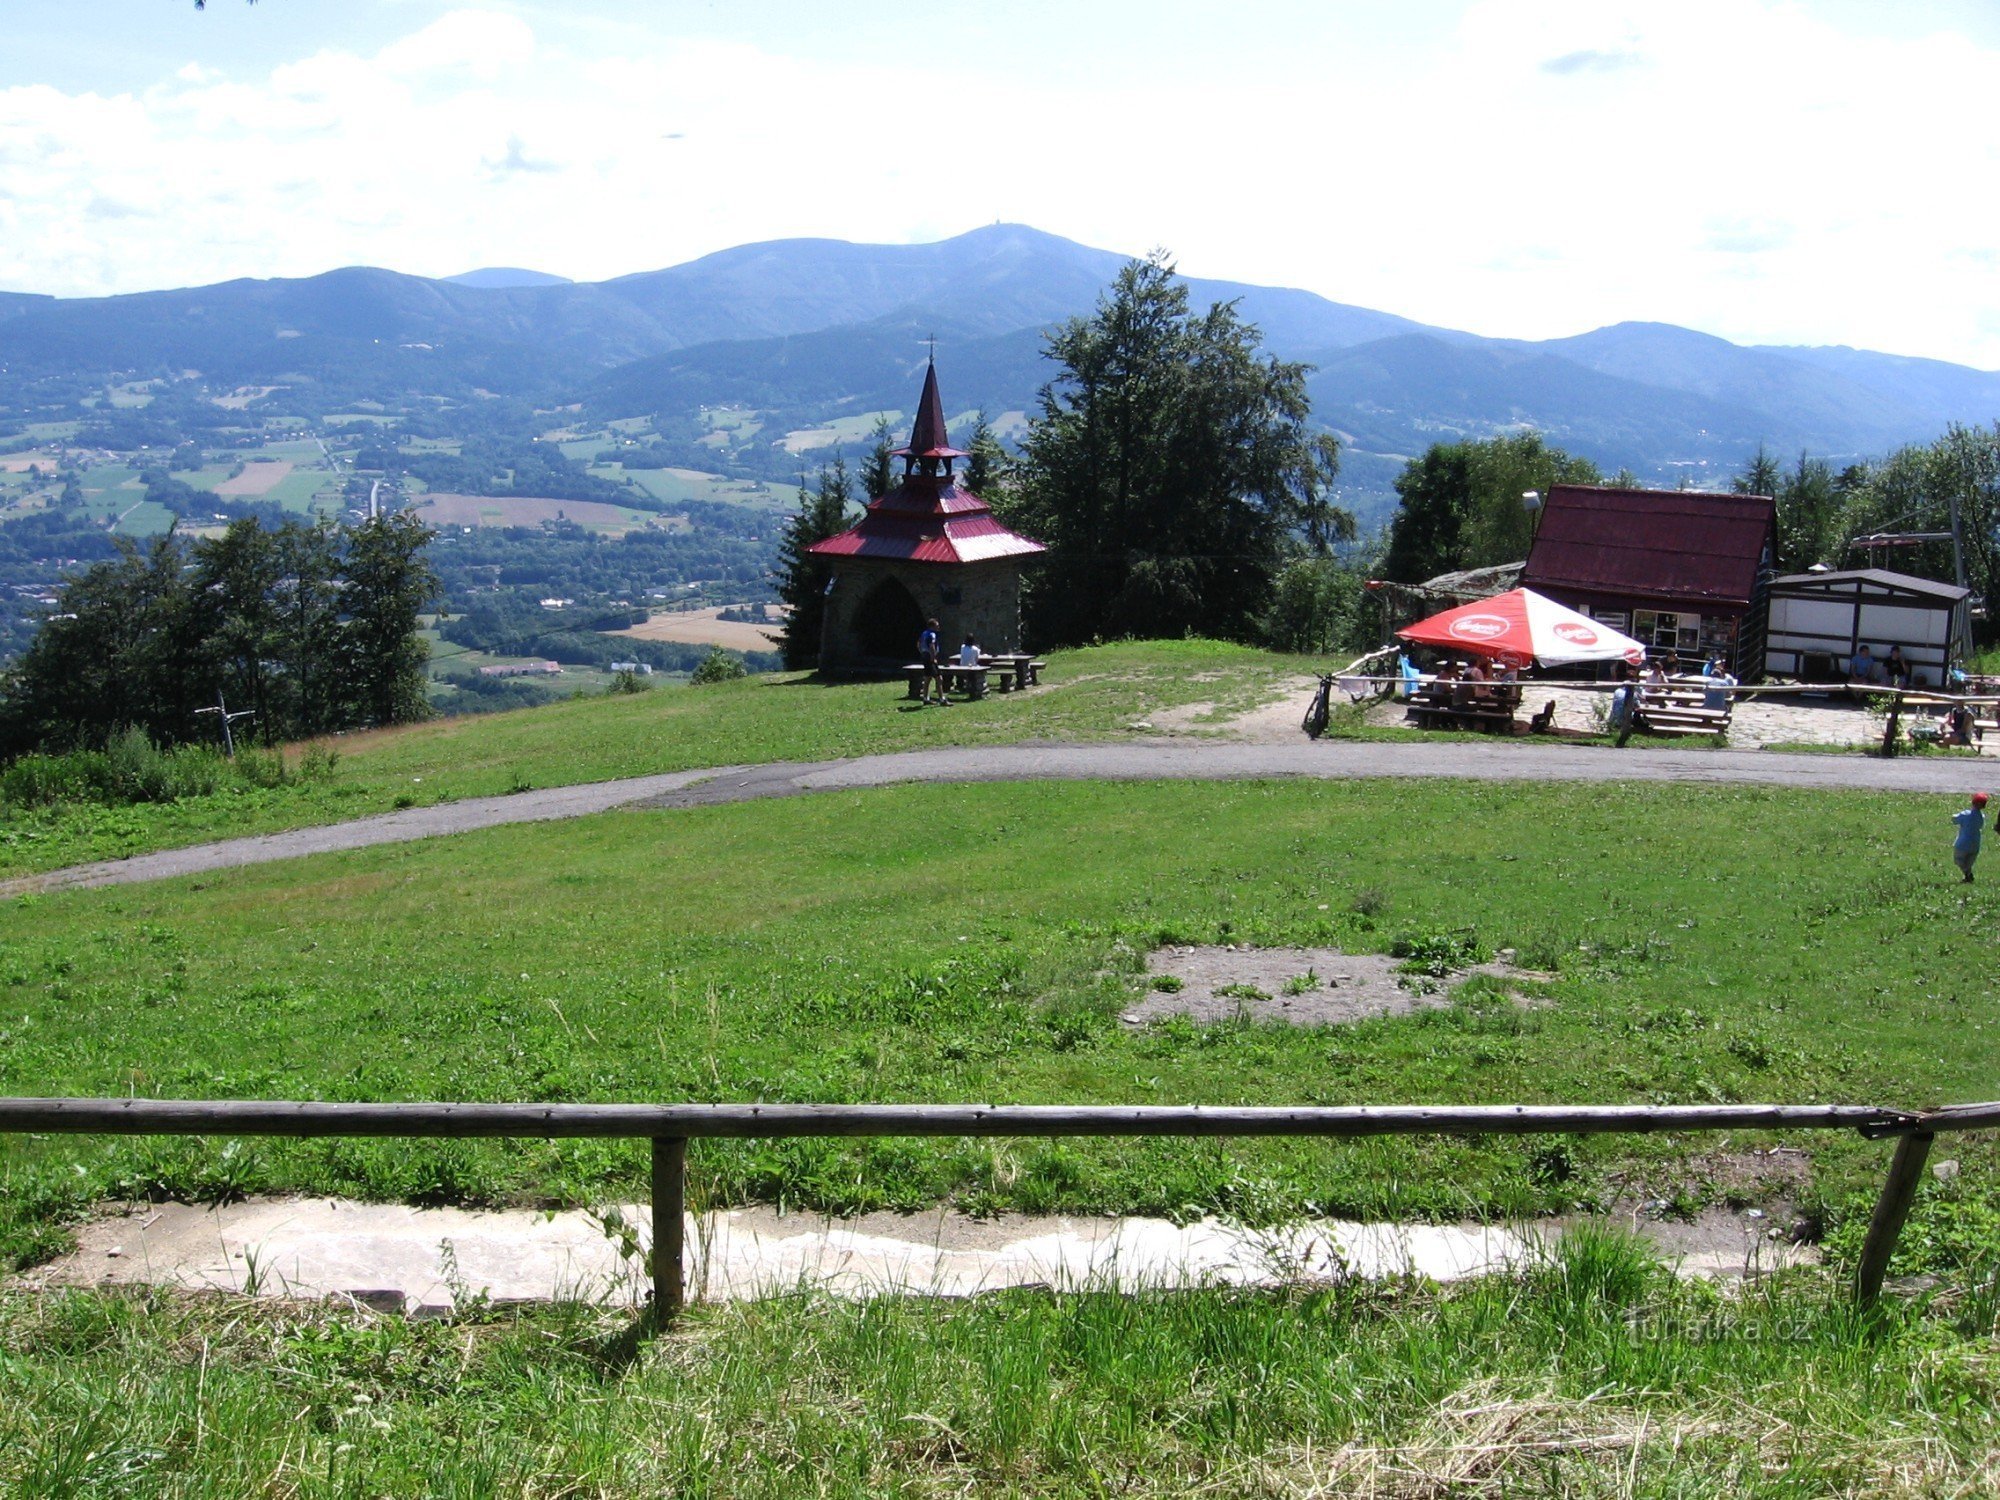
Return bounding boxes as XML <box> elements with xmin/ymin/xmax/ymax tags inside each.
<box><xmin>0</xmin><ymin>642</ymin><xmax>1304</xmax><ymax>877</ymax></box>
<box><xmin>4</xmin><ymin>640</ymin><xmax>1999</xmax><ymax>1493</ymax></box>
<box><xmin>613</xmin><ymin>465</ymin><xmax>792</xmax><ymax>509</ymax></box>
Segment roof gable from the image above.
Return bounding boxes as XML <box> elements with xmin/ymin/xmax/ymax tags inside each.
<box><xmin>1522</xmin><ymin>485</ymin><xmax>1775</xmax><ymax>611</ymax></box>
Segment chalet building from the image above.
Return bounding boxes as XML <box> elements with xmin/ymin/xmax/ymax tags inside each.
<box><xmin>1764</xmin><ymin>568</ymin><xmax>1972</xmax><ymax>685</ymax></box>
<box><xmin>810</xmin><ymin>362</ymin><xmax>1045</xmax><ymax>674</ymax></box>
<box><xmin>1520</xmin><ymin>485</ymin><xmax>1777</xmax><ymax>678</ymax></box>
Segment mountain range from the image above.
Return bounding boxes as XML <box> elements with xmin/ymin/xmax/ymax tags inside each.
<box><xmin>6</xmin><ymin>223</ymin><xmax>1998</xmax><ymax>512</ymax></box>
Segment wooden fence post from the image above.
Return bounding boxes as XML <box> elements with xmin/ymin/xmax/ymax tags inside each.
<box><xmin>651</xmin><ymin>1136</ymin><xmax>687</xmax><ymax>1327</ymax></box>
<box><xmin>1855</xmin><ymin>1130</ymin><xmax>1934</xmax><ymax>1306</ymax></box>
<box><xmin>1880</xmin><ymin>691</ymin><xmax>1903</xmax><ymax>757</ymax></box>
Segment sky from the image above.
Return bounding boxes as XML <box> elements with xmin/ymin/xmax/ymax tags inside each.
<box><xmin>5</xmin><ymin>0</ymin><xmax>2000</xmax><ymax>368</ymax></box>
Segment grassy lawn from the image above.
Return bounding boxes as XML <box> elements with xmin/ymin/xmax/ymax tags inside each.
<box><xmin>4</xmin><ymin>1245</ymin><xmax>1997</xmax><ymax>1496</ymax></box>
<box><xmin>3</xmin><ymin>775</ymin><xmax>1994</xmax><ymax>1269</ymax></box>
<box><xmin>0</xmin><ymin>640</ymin><xmax>1310</xmax><ymax>877</ymax></box>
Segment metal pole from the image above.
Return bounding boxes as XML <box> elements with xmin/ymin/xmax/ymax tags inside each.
<box><xmin>1856</xmin><ymin>1130</ymin><xmax>1934</xmax><ymax>1307</ymax></box>
<box><xmin>216</xmin><ymin>690</ymin><xmax>236</xmax><ymax>759</ymax></box>
<box><xmin>651</xmin><ymin>1136</ymin><xmax>686</xmax><ymax>1325</ymax></box>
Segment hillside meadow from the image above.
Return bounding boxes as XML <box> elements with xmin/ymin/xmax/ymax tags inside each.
<box><xmin>3</xmin><ymin>775</ymin><xmax>1993</xmax><ymax>1268</ymax></box>
<box><xmin>5</xmin><ymin>657</ymin><xmax>2000</xmax><ymax>1493</ymax></box>
<box><xmin>0</xmin><ymin>640</ymin><xmax>1320</xmax><ymax>879</ymax></box>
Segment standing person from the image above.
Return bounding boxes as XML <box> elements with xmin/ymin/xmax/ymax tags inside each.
<box><xmin>1951</xmin><ymin>791</ymin><xmax>1988</xmax><ymax>883</ymax></box>
<box><xmin>917</xmin><ymin>618</ymin><xmax>947</xmax><ymax>706</ymax></box>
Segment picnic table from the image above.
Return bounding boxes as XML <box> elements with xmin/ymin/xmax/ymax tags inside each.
<box><xmin>1404</xmin><ymin>679</ymin><xmax>1521</xmax><ymax>733</ymax></box>
<box><xmin>1630</xmin><ymin>676</ymin><xmax>1734</xmax><ymax>739</ymax></box>
<box><xmin>981</xmin><ymin>653</ymin><xmax>1046</xmax><ymax>692</ymax></box>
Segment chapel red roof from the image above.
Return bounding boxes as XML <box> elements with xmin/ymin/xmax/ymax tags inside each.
<box><xmin>1521</xmin><ymin>485</ymin><xmax>1775</xmax><ymax>614</ymax></box>
<box><xmin>894</xmin><ymin>360</ymin><xmax>966</xmax><ymax>460</ymax></box>
<box><xmin>810</xmin><ymin>362</ymin><xmax>1044</xmax><ymax>566</ymax></box>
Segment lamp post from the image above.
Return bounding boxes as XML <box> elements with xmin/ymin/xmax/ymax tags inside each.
<box><xmin>1522</xmin><ymin>490</ymin><xmax>1542</xmax><ymax>552</ymax></box>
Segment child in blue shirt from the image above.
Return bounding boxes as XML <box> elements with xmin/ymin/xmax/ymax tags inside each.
<box><xmin>1951</xmin><ymin>791</ymin><xmax>1988</xmax><ymax>882</ymax></box>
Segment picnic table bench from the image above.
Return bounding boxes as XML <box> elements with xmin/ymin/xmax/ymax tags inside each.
<box><xmin>1630</xmin><ymin>677</ymin><xmax>1734</xmax><ymax>739</ymax></box>
<box><xmin>1404</xmin><ymin>683</ymin><xmax>1520</xmax><ymax>734</ymax></box>
<box><xmin>901</xmin><ymin>656</ymin><xmax>1048</xmax><ymax>700</ymax></box>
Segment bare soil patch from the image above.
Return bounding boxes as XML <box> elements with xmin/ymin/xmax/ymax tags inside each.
<box><xmin>613</xmin><ymin>606</ymin><xmax>786</xmax><ymax>653</ymax></box>
<box><xmin>215</xmin><ymin>460</ymin><xmax>293</xmax><ymax>496</ymax></box>
<box><xmin>1124</xmin><ymin>945</ymin><xmax>1543</xmax><ymax>1027</ymax></box>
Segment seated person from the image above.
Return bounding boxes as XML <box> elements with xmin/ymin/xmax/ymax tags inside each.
<box><xmin>1944</xmin><ymin>702</ymin><xmax>1978</xmax><ymax>747</ymax></box>
<box><xmin>1644</xmin><ymin>659</ymin><xmax>1669</xmax><ymax>694</ymax></box>
<box><xmin>958</xmin><ymin>636</ymin><xmax>981</xmax><ymax>667</ymax></box>
<box><xmin>1703</xmin><ymin>659</ymin><xmax>1736</xmax><ymax>711</ymax></box>
<box><xmin>1883</xmin><ymin>645</ymin><xmax>1912</xmax><ymax>689</ymax></box>
<box><xmin>1463</xmin><ymin>660</ymin><xmax>1491</xmax><ymax>702</ymax></box>
<box><xmin>1851</xmin><ymin>644</ymin><xmax>1878</xmax><ymax>683</ymax></box>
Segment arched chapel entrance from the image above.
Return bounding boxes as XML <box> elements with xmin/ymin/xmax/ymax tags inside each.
<box><xmin>854</xmin><ymin>576</ymin><xmax>925</xmax><ymax>661</ymax></box>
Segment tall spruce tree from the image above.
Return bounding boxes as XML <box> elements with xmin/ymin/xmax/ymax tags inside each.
<box><xmin>1009</xmin><ymin>254</ymin><xmax>1319</xmax><ymax>645</ymax></box>
<box><xmin>860</xmin><ymin>417</ymin><xmax>897</xmax><ymax>504</ymax></box>
<box><xmin>341</xmin><ymin>511</ymin><xmax>440</xmax><ymax>727</ymax></box>
<box><xmin>773</xmin><ymin>456</ymin><xmax>854</xmax><ymax>669</ymax></box>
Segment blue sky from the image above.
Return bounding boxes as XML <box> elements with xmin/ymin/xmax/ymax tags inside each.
<box><xmin>6</xmin><ymin>0</ymin><xmax>2000</xmax><ymax>368</ymax></box>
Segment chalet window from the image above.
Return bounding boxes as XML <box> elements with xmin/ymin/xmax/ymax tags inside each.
<box><xmin>1633</xmin><ymin>610</ymin><xmax>1700</xmax><ymax>655</ymax></box>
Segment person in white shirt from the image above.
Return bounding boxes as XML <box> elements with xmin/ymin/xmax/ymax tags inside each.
<box><xmin>958</xmin><ymin>636</ymin><xmax>981</xmax><ymax>667</ymax></box>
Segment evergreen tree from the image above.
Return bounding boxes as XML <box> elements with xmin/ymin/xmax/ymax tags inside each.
<box><xmin>0</xmin><ymin>536</ymin><xmax>204</xmax><ymax>755</ymax></box>
<box><xmin>341</xmin><ymin>511</ymin><xmax>440</xmax><ymax>727</ymax></box>
<box><xmin>191</xmin><ymin>519</ymin><xmax>284</xmax><ymax>741</ymax></box>
<box><xmin>772</xmin><ymin>456</ymin><xmax>853</xmax><ymax>669</ymax></box>
<box><xmin>965</xmin><ymin>410</ymin><xmax>1007</xmax><ymax>498</ymax></box>
<box><xmin>1010</xmin><ymin>254</ymin><xmax>1320</xmax><ymax>644</ymax></box>
<box><xmin>861</xmin><ymin>417</ymin><xmax>896</xmax><ymax>503</ymax></box>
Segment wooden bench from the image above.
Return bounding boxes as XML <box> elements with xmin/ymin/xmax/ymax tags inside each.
<box><xmin>1405</xmin><ymin>691</ymin><xmax>1517</xmax><ymax>733</ymax></box>
<box><xmin>1628</xmin><ymin>677</ymin><xmax>1735</xmax><ymax>739</ymax></box>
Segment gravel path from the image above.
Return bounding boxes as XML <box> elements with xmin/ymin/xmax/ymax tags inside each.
<box><xmin>5</xmin><ymin>736</ymin><xmax>1988</xmax><ymax>896</ymax></box>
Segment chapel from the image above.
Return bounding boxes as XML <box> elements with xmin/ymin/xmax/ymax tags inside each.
<box><xmin>809</xmin><ymin>362</ymin><xmax>1045</xmax><ymax>673</ymax></box>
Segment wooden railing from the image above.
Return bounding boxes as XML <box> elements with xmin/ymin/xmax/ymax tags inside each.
<box><xmin>3</xmin><ymin>1097</ymin><xmax>1994</xmax><ymax>1325</ymax></box>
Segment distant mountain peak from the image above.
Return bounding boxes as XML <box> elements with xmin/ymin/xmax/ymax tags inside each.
<box><xmin>443</xmin><ymin>267</ymin><xmax>574</xmax><ymax>290</ymax></box>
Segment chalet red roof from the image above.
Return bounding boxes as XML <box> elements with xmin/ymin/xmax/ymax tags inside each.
<box><xmin>1521</xmin><ymin>485</ymin><xmax>1775</xmax><ymax>614</ymax></box>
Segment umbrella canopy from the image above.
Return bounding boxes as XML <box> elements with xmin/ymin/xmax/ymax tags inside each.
<box><xmin>1396</xmin><ymin>588</ymin><xmax>1646</xmax><ymax>669</ymax></box>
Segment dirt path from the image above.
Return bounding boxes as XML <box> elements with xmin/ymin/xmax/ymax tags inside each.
<box><xmin>6</xmin><ymin>737</ymin><xmax>1988</xmax><ymax>896</ymax></box>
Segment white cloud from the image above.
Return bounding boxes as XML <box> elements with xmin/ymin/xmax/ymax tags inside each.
<box><xmin>2</xmin><ymin>1</ymin><xmax>1999</xmax><ymax>368</ymax></box>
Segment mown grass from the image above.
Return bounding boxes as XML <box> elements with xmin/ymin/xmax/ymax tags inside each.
<box><xmin>3</xmin><ymin>1235</ymin><xmax>1998</xmax><ymax>1496</ymax></box>
<box><xmin>0</xmin><ymin>640</ymin><xmax>1313</xmax><ymax>878</ymax></box>
<box><xmin>3</xmin><ymin>776</ymin><xmax>1994</xmax><ymax>1272</ymax></box>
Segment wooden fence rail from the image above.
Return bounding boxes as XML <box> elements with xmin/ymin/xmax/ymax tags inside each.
<box><xmin>0</xmin><ymin>1096</ymin><xmax>1991</xmax><ymax>1324</ymax></box>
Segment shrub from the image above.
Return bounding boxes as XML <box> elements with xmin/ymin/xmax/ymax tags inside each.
<box><xmin>690</xmin><ymin>647</ymin><xmax>747</xmax><ymax>685</ymax></box>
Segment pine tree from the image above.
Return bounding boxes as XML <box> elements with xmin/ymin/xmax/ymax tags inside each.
<box><xmin>340</xmin><ymin>511</ymin><xmax>440</xmax><ymax>728</ymax></box>
<box><xmin>773</xmin><ymin>456</ymin><xmax>853</xmax><ymax>669</ymax></box>
<box><xmin>861</xmin><ymin>416</ymin><xmax>897</xmax><ymax>503</ymax></box>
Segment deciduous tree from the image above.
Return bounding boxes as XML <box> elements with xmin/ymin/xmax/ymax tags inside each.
<box><xmin>1009</xmin><ymin>254</ymin><xmax>1321</xmax><ymax>644</ymax></box>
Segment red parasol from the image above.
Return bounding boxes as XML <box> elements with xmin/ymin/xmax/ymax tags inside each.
<box><xmin>1396</xmin><ymin>588</ymin><xmax>1647</xmax><ymax>669</ymax></box>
